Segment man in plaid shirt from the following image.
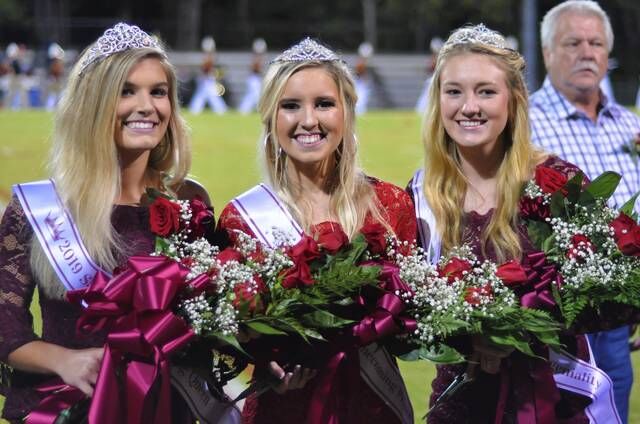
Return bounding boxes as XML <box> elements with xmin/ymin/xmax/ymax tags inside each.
<box><xmin>530</xmin><ymin>1</ymin><xmax>640</xmax><ymax>422</ymax></box>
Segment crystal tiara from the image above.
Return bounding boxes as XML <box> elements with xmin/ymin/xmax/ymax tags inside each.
<box><xmin>442</xmin><ymin>24</ymin><xmax>509</xmax><ymax>52</ymax></box>
<box><xmin>78</xmin><ymin>23</ymin><xmax>165</xmax><ymax>75</ymax></box>
<box><xmin>271</xmin><ymin>37</ymin><xmax>341</xmax><ymax>63</ymax></box>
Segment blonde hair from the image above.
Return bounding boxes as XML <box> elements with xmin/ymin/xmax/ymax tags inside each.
<box><xmin>422</xmin><ymin>36</ymin><xmax>546</xmax><ymax>262</ymax></box>
<box><xmin>258</xmin><ymin>59</ymin><xmax>385</xmax><ymax>239</ymax></box>
<box><xmin>31</xmin><ymin>45</ymin><xmax>191</xmax><ymax>298</ymax></box>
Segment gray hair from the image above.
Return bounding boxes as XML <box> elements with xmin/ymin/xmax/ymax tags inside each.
<box><xmin>541</xmin><ymin>0</ymin><xmax>613</xmax><ymax>52</ymax></box>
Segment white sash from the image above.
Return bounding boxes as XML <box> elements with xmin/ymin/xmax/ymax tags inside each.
<box><xmin>549</xmin><ymin>347</ymin><xmax>621</xmax><ymax>424</ymax></box>
<box><xmin>232</xmin><ymin>183</ymin><xmax>303</xmax><ymax>248</ymax></box>
<box><xmin>231</xmin><ymin>184</ymin><xmax>414</xmax><ymax>424</ymax></box>
<box><xmin>410</xmin><ymin>169</ymin><xmax>441</xmax><ymax>264</ymax></box>
<box><xmin>410</xmin><ymin>170</ymin><xmax>621</xmax><ymax>422</ymax></box>
<box><xmin>13</xmin><ymin>180</ymin><xmax>106</xmax><ymax>291</ymax></box>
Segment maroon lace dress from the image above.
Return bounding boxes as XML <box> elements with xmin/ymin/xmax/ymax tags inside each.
<box><xmin>412</xmin><ymin>156</ymin><xmax>593</xmax><ymax>424</ymax></box>
<box><xmin>217</xmin><ymin>178</ymin><xmax>417</xmax><ymax>424</ymax></box>
<box><xmin>0</xmin><ymin>196</ymin><xmax>203</xmax><ymax>422</ymax></box>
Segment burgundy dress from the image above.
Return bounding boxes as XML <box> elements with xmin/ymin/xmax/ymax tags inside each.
<box><xmin>217</xmin><ymin>178</ymin><xmax>417</xmax><ymax>424</ymax></box>
<box><xmin>0</xmin><ymin>196</ymin><xmax>179</xmax><ymax>422</ymax></box>
<box><xmin>413</xmin><ymin>156</ymin><xmax>592</xmax><ymax>424</ymax></box>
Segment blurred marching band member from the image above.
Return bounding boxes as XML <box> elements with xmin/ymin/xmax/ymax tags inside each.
<box><xmin>45</xmin><ymin>43</ymin><xmax>65</xmax><ymax>111</ymax></box>
<box><xmin>238</xmin><ymin>38</ymin><xmax>266</xmax><ymax>114</ymax></box>
<box><xmin>409</xmin><ymin>24</ymin><xmax>618</xmax><ymax>423</ymax></box>
<box><xmin>217</xmin><ymin>37</ymin><xmax>416</xmax><ymax>424</ymax></box>
<box><xmin>6</xmin><ymin>43</ymin><xmax>29</xmax><ymax>110</ymax></box>
<box><xmin>189</xmin><ymin>36</ymin><xmax>228</xmax><ymax>115</ymax></box>
<box><xmin>354</xmin><ymin>41</ymin><xmax>373</xmax><ymax>115</ymax></box>
<box><xmin>0</xmin><ymin>23</ymin><xmax>213</xmax><ymax>423</ymax></box>
<box><xmin>415</xmin><ymin>37</ymin><xmax>442</xmax><ymax>115</ymax></box>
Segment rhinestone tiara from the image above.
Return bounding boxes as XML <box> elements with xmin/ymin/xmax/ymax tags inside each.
<box><xmin>442</xmin><ymin>24</ymin><xmax>508</xmax><ymax>52</ymax></box>
<box><xmin>78</xmin><ymin>23</ymin><xmax>165</xmax><ymax>75</ymax></box>
<box><xmin>271</xmin><ymin>37</ymin><xmax>340</xmax><ymax>64</ymax></box>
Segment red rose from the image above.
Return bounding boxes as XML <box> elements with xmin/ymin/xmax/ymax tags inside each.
<box><xmin>438</xmin><ymin>257</ymin><xmax>473</xmax><ymax>284</ymax></box>
<box><xmin>566</xmin><ymin>234</ymin><xmax>596</xmax><ymax>261</ymax></box>
<box><xmin>535</xmin><ymin>166</ymin><xmax>568</xmax><ymax>195</ymax></box>
<box><xmin>180</xmin><ymin>257</ymin><xmax>195</xmax><ymax>269</ymax></box>
<box><xmin>217</xmin><ymin>248</ymin><xmax>244</xmax><ymax>264</ymax></box>
<box><xmin>281</xmin><ymin>262</ymin><xmax>315</xmax><ymax>289</ymax></box>
<box><xmin>189</xmin><ymin>196</ymin><xmax>214</xmax><ymax>238</ymax></box>
<box><xmin>496</xmin><ymin>260</ymin><xmax>528</xmax><ymax>287</ymax></box>
<box><xmin>609</xmin><ymin>213</ymin><xmax>640</xmax><ymax>256</ymax></box>
<box><xmin>233</xmin><ymin>281</ymin><xmax>262</xmax><ymax>313</ymax></box>
<box><xmin>616</xmin><ymin>225</ymin><xmax>640</xmax><ymax>257</ymax></box>
<box><xmin>253</xmin><ymin>274</ymin><xmax>268</xmax><ymax>293</ymax></box>
<box><xmin>519</xmin><ymin>196</ymin><xmax>551</xmax><ymax>221</ymax></box>
<box><xmin>316</xmin><ymin>225</ymin><xmax>349</xmax><ymax>254</ymax></box>
<box><xmin>361</xmin><ymin>222</ymin><xmax>387</xmax><ymax>255</ymax></box>
<box><xmin>149</xmin><ymin>197</ymin><xmax>182</xmax><ymax>236</ymax></box>
<box><xmin>248</xmin><ymin>245</ymin><xmax>266</xmax><ymax>263</ymax></box>
<box><xmin>288</xmin><ymin>235</ymin><xmax>321</xmax><ymax>262</ymax></box>
<box><xmin>464</xmin><ymin>284</ymin><xmax>493</xmax><ymax>306</ymax></box>
<box><xmin>610</xmin><ymin>213</ymin><xmax>636</xmax><ymax>240</ymax></box>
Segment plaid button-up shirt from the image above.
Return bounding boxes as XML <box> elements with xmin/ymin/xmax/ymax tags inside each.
<box><xmin>530</xmin><ymin>77</ymin><xmax>640</xmax><ymax>211</ymax></box>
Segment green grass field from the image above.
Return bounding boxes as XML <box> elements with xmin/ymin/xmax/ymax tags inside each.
<box><xmin>0</xmin><ymin>110</ymin><xmax>638</xmax><ymax>422</ymax></box>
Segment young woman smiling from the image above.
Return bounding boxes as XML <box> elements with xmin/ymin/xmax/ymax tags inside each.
<box><xmin>0</xmin><ymin>23</ymin><xmax>211</xmax><ymax>422</ymax></box>
<box><xmin>410</xmin><ymin>25</ymin><xmax>595</xmax><ymax>423</ymax></box>
<box><xmin>217</xmin><ymin>38</ymin><xmax>417</xmax><ymax>424</ymax></box>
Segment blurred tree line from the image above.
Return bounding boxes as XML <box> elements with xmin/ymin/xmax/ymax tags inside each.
<box><xmin>1</xmin><ymin>0</ymin><xmax>640</xmax><ymax>96</ymax></box>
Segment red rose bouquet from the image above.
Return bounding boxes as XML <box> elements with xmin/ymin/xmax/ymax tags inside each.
<box><xmin>392</xmin><ymin>243</ymin><xmax>560</xmax><ymax>363</ymax></box>
<box><xmin>46</xmin><ymin>194</ymin><xmax>237</xmax><ymax>424</ymax></box>
<box><xmin>521</xmin><ymin>167</ymin><xmax>640</xmax><ymax>328</ymax></box>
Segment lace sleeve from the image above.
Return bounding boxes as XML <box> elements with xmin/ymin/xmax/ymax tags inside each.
<box><xmin>372</xmin><ymin>180</ymin><xmax>418</xmax><ymax>244</ymax></box>
<box><xmin>216</xmin><ymin>202</ymin><xmax>256</xmax><ymax>246</ymax></box>
<box><xmin>542</xmin><ymin>155</ymin><xmax>591</xmax><ymax>184</ymax></box>
<box><xmin>0</xmin><ymin>195</ymin><xmax>39</xmax><ymax>362</ymax></box>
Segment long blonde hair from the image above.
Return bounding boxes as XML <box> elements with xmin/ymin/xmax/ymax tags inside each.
<box><xmin>258</xmin><ymin>59</ymin><xmax>385</xmax><ymax>239</ymax></box>
<box><xmin>31</xmin><ymin>46</ymin><xmax>191</xmax><ymax>298</ymax></box>
<box><xmin>423</xmin><ymin>37</ymin><xmax>546</xmax><ymax>262</ymax></box>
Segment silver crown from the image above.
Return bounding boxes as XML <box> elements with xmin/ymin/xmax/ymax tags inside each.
<box><xmin>442</xmin><ymin>24</ymin><xmax>508</xmax><ymax>52</ymax></box>
<box><xmin>78</xmin><ymin>23</ymin><xmax>164</xmax><ymax>75</ymax></box>
<box><xmin>271</xmin><ymin>37</ymin><xmax>340</xmax><ymax>63</ymax></box>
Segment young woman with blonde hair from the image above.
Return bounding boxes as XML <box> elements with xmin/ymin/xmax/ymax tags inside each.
<box><xmin>0</xmin><ymin>23</ymin><xmax>210</xmax><ymax>422</ymax></box>
<box><xmin>409</xmin><ymin>24</ymin><xmax>595</xmax><ymax>423</ymax></box>
<box><xmin>217</xmin><ymin>38</ymin><xmax>416</xmax><ymax>424</ymax></box>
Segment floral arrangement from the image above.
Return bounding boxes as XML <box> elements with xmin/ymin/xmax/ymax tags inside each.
<box><xmin>392</xmin><ymin>241</ymin><xmax>560</xmax><ymax>363</ymax></box>
<box><xmin>520</xmin><ymin>166</ymin><xmax>640</xmax><ymax>328</ymax></box>
<box><xmin>51</xmin><ymin>191</ymin><xmax>417</xmax><ymax>424</ymax></box>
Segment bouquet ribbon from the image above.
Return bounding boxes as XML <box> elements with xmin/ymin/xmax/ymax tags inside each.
<box><xmin>494</xmin><ymin>350</ymin><xmax>559</xmax><ymax>424</ymax></box>
<box><xmin>30</xmin><ymin>256</ymin><xmax>206</xmax><ymax>424</ymax></box>
<box><xmin>308</xmin><ymin>262</ymin><xmax>415</xmax><ymax>424</ymax></box>
<box><xmin>26</xmin><ymin>379</ymin><xmax>87</xmax><ymax>424</ymax></box>
<box><xmin>352</xmin><ymin>262</ymin><xmax>417</xmax><ymax>344</ymax></box>
<box><xmin>503</xmin><ymin>251</ymin><xmax>558</xmax><ymax>310</ymax></box>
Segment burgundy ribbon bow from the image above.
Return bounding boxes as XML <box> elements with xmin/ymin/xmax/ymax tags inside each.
<box><xmin>308</xmin><ymin>261</ymin><xmax>415</xmax><ymax>424</ymax></box>
<box><xmin>31</xmin><ymin>255</ymin><xmax>206</xmax><ymax>424</ymax></box>
<box><xmin>26</xmin><ymin>378</ymin><xmax>87</xmax><ymax>424</ymax></box>
<box><xmin>497</xmin><ymin>252</ymin><xmax>559</xmax><ymax>310</ymax></box>
<box><xmin>352</xmin><ymin>262</ymin><xmax>417</xmax><ymax>344</ymax></box>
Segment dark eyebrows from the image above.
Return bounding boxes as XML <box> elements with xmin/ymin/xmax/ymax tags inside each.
<box><xmin>122</xmin><ymin>81</ymin><xmax>169</xmax><ymax>89</ymax></box>
<box><xmin>442</xmin><ymin>81</ymin><xmax>498</xmax><ymax>87</ymax></box>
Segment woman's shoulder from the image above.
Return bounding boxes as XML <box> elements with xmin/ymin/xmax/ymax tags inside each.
<box><xmin>366</xmin><ymin>176</ymin><xmax>412</xmax><ymax>203</ymax></box>
<box><xmin>174</xmin><ymin>178</ymin><xmax>211</xmax><ymax>206</ymax></box>
<box><xmin>0</xmin><ymin>194</ymin><xmax>31</xmax><ymax>238</ymax></box>
<box><xmin>216</xmin><ymin>201</ymin><xmax>255</xmax><ymax>238</ymax></box>
<box><xmin>537</xmin><ymin>155</ymin><xmax>586</xmax><ymax>180</ymax></box>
